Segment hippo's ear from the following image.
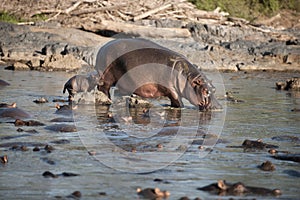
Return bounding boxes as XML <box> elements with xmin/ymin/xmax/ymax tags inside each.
<box><xmin>177</xmin><ymin>61</ymin><xmax>189</xmax><ymax>74</ymax></box>
<box><xmin>217</xmin><ymin>180</ymin><xmax>227</xmax><ymax>190</ymax></box>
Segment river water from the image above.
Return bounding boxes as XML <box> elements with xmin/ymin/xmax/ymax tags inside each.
<box><xmin>0</xmin><ymin>66</ymin><xmax>299</xmax><ymax>199</ymax></box>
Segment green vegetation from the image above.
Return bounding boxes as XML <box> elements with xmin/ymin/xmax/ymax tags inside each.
<box><xmin>0</xmin><ymin>11</ymin><xmax>21</xmax><ymax>24</ymax></box>
<box><xmin>0</xmin><ymin>11</ymin><xmax>47</xmax><ymax>23</ymax></box>
<box><xmin>189</xmin><ymin>0</ymin><xmax>299</xmax><ymax>20</ymax></box>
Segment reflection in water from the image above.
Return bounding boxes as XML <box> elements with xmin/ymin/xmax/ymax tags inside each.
<box><xmin>92</xmin><ymin>101</ymin><xmax>221</xmax><ymax>157</ymax></box>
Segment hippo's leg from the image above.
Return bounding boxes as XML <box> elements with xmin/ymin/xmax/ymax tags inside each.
<box><xmin>67</xmin><ymin>89</ymin><xmax>76</xmax><ymax>101</ymax></box>
<box><xmin>97</xmin><ymin>84</ymin><xmax>111</xmax><ymax>99</ymax></box>
<box><xmin>168</xmin><ymin>95</ymin><xmax>183</xmax><ymax>108</ymax></box>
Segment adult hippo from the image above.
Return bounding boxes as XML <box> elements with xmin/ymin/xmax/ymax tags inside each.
<box><xmin>95</xmin><ymin>38</ymin><xmax>221</xmax><ymax>111</ymax></box>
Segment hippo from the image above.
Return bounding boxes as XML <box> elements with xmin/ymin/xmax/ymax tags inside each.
<box><xmin>0</xmin><ymin>79</ymin><xmax>10</xmax><ymax>87</ymax></box>
<box><xmin>95</xmin><ymin>38</ymin><xmax>221</xmax><ymax>111</ymax></box>
<box><xmin>63</xmin><ymin>72</ymin><xmax>99</xmax><ymax>101</ymax></box>
<box><xmin>137</xmin><ymin>187</ymin><xmax>170</xmax><ymax>199</ymax></box>
<box><xmin>0</xmin><ymin>102</ymin><xmax>16</xmax><ymax>108</ymax></box>
<box><xmin>197</xmin><ymin>180</ymin><xmax>281</xmax><ymax>196</ymax></box>
<box><xmin>0</xmin><ymin>107</ymin><xmax>31</xmax><ymax>119</ymax></box>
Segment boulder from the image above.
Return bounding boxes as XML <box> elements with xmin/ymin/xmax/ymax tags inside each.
<box><xmin>41</xmin><ymin>54</ymin><xmax>81</xmax><ymax>71</ymax></box>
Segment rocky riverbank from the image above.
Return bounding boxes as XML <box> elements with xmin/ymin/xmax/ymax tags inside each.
<box><xmin>0</xmin><ymin>0</ymin><xmax>299</xmax><ymax>72</ymax></box>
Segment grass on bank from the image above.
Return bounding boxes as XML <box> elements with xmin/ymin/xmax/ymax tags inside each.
<box><xmin>189</xmin><ymin>0</ymin><xmax>300</xmax><ymax>20</ymax></box>
<box><xmin>0</xmin><ymin>11</ymin><xmax>47</xmax><ymax>24</ymax></box>
<box><xmin>0</xmin><ymin>11</ymin><xmax>21</xmax><ymax>24</ymax></box>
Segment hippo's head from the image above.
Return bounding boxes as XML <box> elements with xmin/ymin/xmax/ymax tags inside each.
<box><xmin>187</xmin><ymin>76</ymin><xmax>221</xmax><ymax>111</ymax></box>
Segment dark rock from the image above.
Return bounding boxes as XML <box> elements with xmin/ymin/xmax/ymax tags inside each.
<box><xmin>41</xmin><ymin>54</ymin><xmax>81</xmax><ymax>71</ymax></box>
<box><xmin>14</xmin><ymin>119</ymin><xmax>45</xmax><ymax>126</ymax></box>
<box><xmin>52</xmin><ymin>99</ymin><xmax>69</xmax><ymax>103</ymax></box>
<box><xmin>20</xmin><ymin>145</ymin><xmax>29</xmax><ymax>151</ymax></box>
<box><xmin>61</xmin><ymin>172</ymin><xmax>79</xmax><ymax>177</ymax></box>
<box><xmin>286</xmin><ymin>39</ymin><xmax>299</xmax><ymax>45</ymax></box>
<box><xmin>276</xmin><ymin>77</ymin><xmax>300</xmax><ymax>90</ymax></box>
<box><xmin>242</xmin><ymin>139</ymin><xmax>279</xmax><ymax>150</ymax></box>
<box><xmin>44</xmin><ymin>144</ymin><xmax>55</xmax><ymax>152</ymax></box>
<box><xmin>45</xmin><ymin>124</ymin><xmax>77</xmax><ymax>132</ymax></box>
<box><xmin>68</xmin><ymin>191</ymin><xmax>82</xmax><ymax>199</ymax></box>
<box><xmin>42</xmin><ymin>171</ymin><xmax>58</xmax><ymax>178</ymax></box>
<box><xmin>11</xmin><ymin>145</ymin><xmax>29</xmax><ymax>151</ymax></box>
<box><xmin>7</xmin><ymin>61</ymin><xmax>30</xmax><ymax>71</ymax></box>
<box><xmin>33</xmin><ymin>97</ymin><xmax>48</xmax><ymax>104</ymax></box>
<box><xmin>32</xmin><ymin>146</ymin><xmax>40</xmax><ymax>151</ymax></box>
<box><xmin>41</xmin><ymin>43</ymin><xmax>67</xmax><ymax>55</ymax></box>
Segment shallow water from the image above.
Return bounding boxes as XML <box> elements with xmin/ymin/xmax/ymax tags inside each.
<box><xmin>0</xmin><ymin>67</ymin><xmax>299</xmax><ymax>199</ymax></box>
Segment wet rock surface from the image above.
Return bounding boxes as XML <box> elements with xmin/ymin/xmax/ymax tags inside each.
<box><xmin>276</xmin><ymin>77</ymin><xmax>300</xmax><ymax>90</ymax></box>
<box><xmin>226</xmin><ymin>139</ymin><xmax>279</xmax><ymax>151</ymax></box>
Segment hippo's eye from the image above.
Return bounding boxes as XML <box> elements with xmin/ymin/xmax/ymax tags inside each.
<box><xmin>207</xmin><ymin>90</ymin><xmax>211</xmax><ymax>97</ymax></box>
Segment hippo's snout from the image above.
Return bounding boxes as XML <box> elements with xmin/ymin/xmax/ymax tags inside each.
<box><xmin>198</xmin><ymin>93</ymin><xmax>222</xmax><ymax>111</ymax></box>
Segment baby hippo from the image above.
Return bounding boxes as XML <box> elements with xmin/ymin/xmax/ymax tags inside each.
<box><xmin>63</xmin><ymin>73</ymin><xmax>99</xmax><ymax>101</ymax></box>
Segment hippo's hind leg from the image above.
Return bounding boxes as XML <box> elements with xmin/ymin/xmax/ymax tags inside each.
<box><xmin>67</xmin><ymin>89</ymin><xmax>76</xmax><ymax>101</ymax></box>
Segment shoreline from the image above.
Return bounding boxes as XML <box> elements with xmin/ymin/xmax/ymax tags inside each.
<box><xmin>0</xmin><ymin>20</ymin><xmax>299</xmax><ymax>72</ymax></box>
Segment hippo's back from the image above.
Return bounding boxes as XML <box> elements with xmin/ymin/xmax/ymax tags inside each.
<box><xmin>95</xmin><ymin>39</ymin><xmax>175</xmax><ymax>73</ymax></box>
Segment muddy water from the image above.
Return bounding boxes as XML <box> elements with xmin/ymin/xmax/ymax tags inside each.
<box><xmin>0</xmin><ymin>67</ymin><xmax>299</xmax><ymax>199</ymax></box>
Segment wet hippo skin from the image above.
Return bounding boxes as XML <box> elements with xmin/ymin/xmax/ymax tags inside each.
<box><xmin>95</xmin><ymin>38</ymin><xmax>221</xmax><ymax>111</ymax></box>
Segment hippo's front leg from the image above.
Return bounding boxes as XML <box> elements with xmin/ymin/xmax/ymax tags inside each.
<box><xmin>97</xmin><ymin>82</ymin><xmax>111</xmax><ymax>100</ymax></box>
<box><xmin>168</xmin><ymin>95</ymin><xmax>183</xmax><ymax>108</ymax></box>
